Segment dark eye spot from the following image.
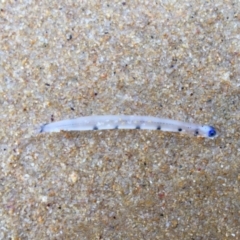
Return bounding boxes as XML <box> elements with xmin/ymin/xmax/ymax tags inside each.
<box><xmin>208</xmin><ymin>127</ymin><xmax>217</xmax><ymax>137</ymax></box>
<box><xmin>178</xmin><ymin>128</ymin><xmax>182</xmax><ymax>132</ymax></box>
<box><xmin>39</xmin><ymin>123</ymin><xmax>47</xmax><ymax>133</ymax></box>
<box><xmin>93</xmin><ymin>126</ymin><xmax>98</xmax><ymax>130</ymax></box>
<box><xmin>157</xmin><ymin>126</ymin><xmax>161</xmax><ymax>130</ymax></box>
<box><xmin>194</xmin><ymin>130</ymin><xmax>199</xmax><ymax>136</ymax></box>
<box><xmin>136</xmin><ymin>126</ymin><xmax>141</xmax><ymax>129</ymax></box>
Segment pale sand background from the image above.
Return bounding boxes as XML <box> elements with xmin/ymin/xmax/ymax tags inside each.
<box><xmin>1</xmin><ymin>0</ymin><xmax>240</xmax><ymax>239</ymax></box>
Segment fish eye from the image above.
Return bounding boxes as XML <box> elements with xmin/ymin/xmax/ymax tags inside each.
<box><xmin>208</xmin><ymin>127</ymin><xmax>217</xmax><ymax>137</ymax></box>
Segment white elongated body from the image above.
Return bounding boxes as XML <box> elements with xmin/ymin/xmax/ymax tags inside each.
<box><xmin>39</xmin><ymin>115</ymin><xmax>217</xmax><ymax>138</ymax></box>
